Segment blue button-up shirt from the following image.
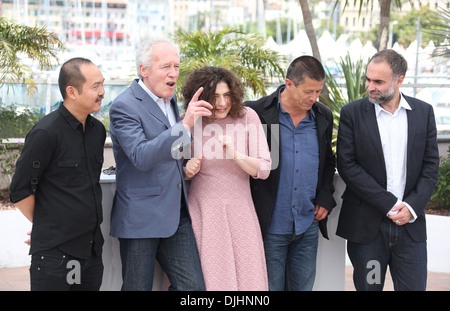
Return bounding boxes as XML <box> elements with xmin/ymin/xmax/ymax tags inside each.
<box><xmin>267</xmin><ymin>89</ymin><xmax>319</xmax><ymax>235</ymax></box>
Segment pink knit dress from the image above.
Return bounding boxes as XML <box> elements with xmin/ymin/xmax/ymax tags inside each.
<box><xmin>188</xmin><ymin>107</ymin><xmax>271</xmax><ymax>291</ymax></box>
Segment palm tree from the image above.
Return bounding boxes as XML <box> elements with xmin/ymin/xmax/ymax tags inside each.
<box><xmin>321</xmin><ymin>53</ymin><xmax>368</xmax><ymax>151</ymax></box>
<box><xmin>0</xmin><ymin>17</ymin><xmax>64</xmax><ymax>95</ymax></box>
<box><xmin>338</xmin><ymin>0</ymin><xmax>402</xmax><ymax>51</ymax></box>
<box><xmin>297</xmin><ymin>0</ymin><xmax>331</xmax><ymax>102</ymax></box>
<box><xmin>424</xmin><ymin>7</ymin><xmax>450</xmax><ymax>57</ymax></box>
<box><xmin>172</xmin><ymin>27</ymin><xmax>286</xmax><ymax>101</ymax></box>
<box><xmin>377</xmin><ymin>0</ymin><xmax>394</xmax><ymax>51</ymax></box>
<box><xmin>298</xmin><ymin>0</ymin><xmax>321</xmax><ymax>60</ymax></box>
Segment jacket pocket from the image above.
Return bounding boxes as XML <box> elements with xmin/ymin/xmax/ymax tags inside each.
<box><xmin>127</xmin><ymin>186</ymin><xmax>161</xmax><ymax>197</ymax></box>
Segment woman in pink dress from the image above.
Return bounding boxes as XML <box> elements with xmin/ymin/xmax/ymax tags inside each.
<box><xmin>182</xmin><ymin>67</ymin><xmax>271</xmax><ymax>291</ymax></box>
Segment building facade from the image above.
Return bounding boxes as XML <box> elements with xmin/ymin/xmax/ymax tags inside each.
<box><xmin>1</xmin><ymin>0</ymin><xmax>448</xmax><ymax>45</ymax></box>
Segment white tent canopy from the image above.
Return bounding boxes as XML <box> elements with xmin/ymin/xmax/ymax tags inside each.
<box><xmin>283</xmin><ymin>29</ymin><xmax>312</xmax><ymax>58</ymax></box>
<box><xmin>318</xmin><ymin>31</ymin><xmax>338</xmax><ymax>61</ymax></box>
<box><xmin>265</xmin><ymin>31</ymin><xmax>447</xmax><ymax>82</ymax></box>
<box><xmin>265</xmin><ymin>36</ymin><xmax>282</xmax><ymax>53</ymax></box>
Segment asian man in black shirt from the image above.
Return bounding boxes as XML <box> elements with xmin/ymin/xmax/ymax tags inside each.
<box><xmin>10</xmin><ymin>57</ymin><xmax>106</xmax><ymax>291</ymax></box>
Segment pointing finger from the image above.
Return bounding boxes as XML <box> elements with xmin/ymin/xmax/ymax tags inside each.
<box><xmin>191</xmin><ymin>87</ymin><xmax>204</xmax><ymax>103</ymax></box>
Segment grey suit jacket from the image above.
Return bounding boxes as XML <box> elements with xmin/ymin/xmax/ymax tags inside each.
<box><xmin>336</xmin><ymin>94</ymin><xmax>440</xmax><ymax>243</ymax></box>
<box><xmin>109</xmin><ymin>79</ymin><xmax>191</xmax><ymax>238</ymax></box>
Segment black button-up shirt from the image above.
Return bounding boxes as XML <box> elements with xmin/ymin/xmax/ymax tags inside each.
<box><xmin>10</xmin><ymin>104</ymin><xmax>106</xmax><ymax>259</ymax></box>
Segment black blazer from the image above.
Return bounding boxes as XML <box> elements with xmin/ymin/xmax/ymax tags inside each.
<box><xmin>336</xmin><ymin>95</ymin><xmax>440</xmax><ymax>243</ymax></box>
<box><xmin>245</xmin><ymin>85</ymin><xmax>337</xmax><ymax>239</ymax></box>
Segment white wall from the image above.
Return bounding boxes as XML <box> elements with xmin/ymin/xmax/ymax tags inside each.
<box><xmin>1</xmin><ymin>175</ymin><xmax>449</xmax><ymax>288</ymax></box>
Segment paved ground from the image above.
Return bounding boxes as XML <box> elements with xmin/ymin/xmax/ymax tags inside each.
<box><xmin>1</xmin><ymin>265</ymin><xmax>449</xmax><ymax>291</ymax></box>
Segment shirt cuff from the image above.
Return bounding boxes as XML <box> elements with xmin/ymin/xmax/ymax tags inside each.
<box><xmin>387</xmin><ymin>200</ymin><xmax>417</xmax><ymax>223</ymax></box>
<box><xmin>404</xmin><ymin>202</ymin><xmax>417</xmax><ymax>223</ymax></box>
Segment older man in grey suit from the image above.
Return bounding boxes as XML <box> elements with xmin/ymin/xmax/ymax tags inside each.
<box><xmin>109</xmin><ymin>38</ymin><xmax>212</xmax><ymax>291</ymax></box>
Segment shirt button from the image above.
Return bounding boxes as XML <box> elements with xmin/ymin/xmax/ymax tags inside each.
<box><xmin>177</xmin><ymin>184</ymin><xmax>182</xmax><ymax>189</ymax></box>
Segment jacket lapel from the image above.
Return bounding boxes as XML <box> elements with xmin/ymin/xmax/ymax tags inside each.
<box><xmin>314</xmin><ymin>104</ymin><xmax>328</xmax><ymax>139</ymax></box>
<box><xmin>171</xmin><ymin>96</ymin><xmax>181</xmax><ymax>123</ymax></box>
<box><xmin>261</xmin><ymin>95</ymin><xmax>280</xmax><ymax>126</ymax></box>
<box><xmin>362</xmin><ymin>99</ymin><xmax>385</xmax><ymax>162</ymax></box>
<box><xmin>131</xmin><ymin>80</ymin><xmax>172</xmax><ymax>129</ymax></box>
<box><xmin>405</xmin><ymin>97</ymin><xmax>416</xmax><ymax>160</ymax></box>
<box><xmin>262</xmin><ymin>87</ymin><xmax>282</xmax><ymax>140</ymax></box>
<box><xmin>259</xmin><ymin>91</ymin><xmax>281</xmax><ymax>172</ymax></box>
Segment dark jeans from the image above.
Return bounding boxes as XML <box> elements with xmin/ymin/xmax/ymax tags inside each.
<box><xmin>30</xmin><ymin>248</ymin><xmax>103</xmax><ymax>291</ymax></box>
<box><xmin>119</xmin><ymin>207</ymin><xmax>205</xmax><ymax>291</ymax></box>
<box><xmin>263</xmin><ymin>221</ymin><xmax>319</xmax><ymax>291</ymax></box>
<box><xmin>347</xmin><ymin>219</ymin><xmax>427</xmax><ymax>291</ymax></box>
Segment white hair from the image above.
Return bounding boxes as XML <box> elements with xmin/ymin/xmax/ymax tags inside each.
<box><xmin>135</xmin><ymin>37</ymin><xmax>180</xmax><ymax>79</ymax></box>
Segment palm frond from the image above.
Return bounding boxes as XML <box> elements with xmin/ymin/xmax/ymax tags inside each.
<box><xmin>422</xmin><ymin>7</ymin><xmax>450</xmax><ymax>51</ymax></box>
<box><xmin>0</xmin><ymin>17</ymin><xmax>64</xmax><ymax>95</ymax></box>
<box><xmin>173</xmin><ymin>27</ymin><xmax>286</xmax><ymax>100</ymax></box>
<box><xmin>321</xmin><ymin>52</ymin><xmax>368</xmax><ymax>151</ymax></box>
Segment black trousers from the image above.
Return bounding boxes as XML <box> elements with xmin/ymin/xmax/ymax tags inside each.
<box><xmin>30</xmin><ymin>247</ymin><xmax>103</xmax><ymax>291</ymax></box>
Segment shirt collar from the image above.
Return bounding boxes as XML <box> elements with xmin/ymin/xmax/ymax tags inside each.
<box><xmin>374</xmin><ymin>93</ymin><xmax>412</xmax><ymax>117</ymax></box>
<box><xmin>59</xmin><ymin>103</ymin><xmax>94</xmax><ymax>130</ymax></box>
<box><xmin>138</xmin><ymin>79</ymin><xmax>172</xmax><ymax>105</ymax></box>
<box><xmin>276</xmin><ymin>85</ymin><xmax>285</xmax><ymax>112</ymax></box>
<box><xmin>277</xmin><ymin>85</ymin><xmax>316</xmax><ymax>119</ymax></box>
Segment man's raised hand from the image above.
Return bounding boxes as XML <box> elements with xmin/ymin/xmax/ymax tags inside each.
<box><xmin>182</xmin><ymin>87</ymin><xmax>213</xmax><ymax>130</ymax></box>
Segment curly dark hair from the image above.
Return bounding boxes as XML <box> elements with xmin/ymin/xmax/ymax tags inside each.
<box><xmin>182</xmin><ymin>66</ymin><xmax>245</xmax><ymax>119</ymax></box>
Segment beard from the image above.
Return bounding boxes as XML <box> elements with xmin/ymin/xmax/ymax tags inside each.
<box><xmin>367</xmin><ymin>85</ymin><xmax>395</xmax><ymax>105</ymax></box>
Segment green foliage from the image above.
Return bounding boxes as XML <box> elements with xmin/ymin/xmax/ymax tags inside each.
<box><xmin>0</xmin><ymin>104</ymin><xmax>42</xmax><ymax>176</ymax></box>
<box><xmin>0</xmin><ymin>143</ymin><xmax>23</xmax><ymax>176</ymax></box>
<box><xmin>0</xmin><ymin>104</ymin><xmax>42</xmax><ymax>138</ymax></box>
<box><xmin>423</xmin><ymin>7</ymin><xmax>450</xmax><ymax>56</ymax></box>
<box><xmin>172</xmin><ymin>27</ymin><xmax>286</xmax><ymax>102</ymax></box>
<box><xmin>0</xmin><ymin>17</ymin><xmax>62</xmax><ymax>177</ymax></box>
<box><xmin>321</xmin><ymin>53</ymin><xmax>368</xmax><ymax>151</ymax></box>
<box><xmin>92</xmin><ymin>112</ymin><xmax>110</xmax><ymax>135</ymax></box>
<box><xmin>429</xmin><ymin>147</ymin><xmax>450</xmax><ymax>209</ymax></box>
<box><xmin>337</xmin><ymin>0</ymin><xmax>402</xmax><ymax>15</ymax></box>
<box><xmin>391</xmin><ymin>6</ymin><xmax>449</xmax><ymax>48</ymax></box>
<box><xmin>0</xmin><ymin>17</ymin><xmax>64</xmax><ymax>95</ymax></box>
<box><xmin>0</xmin><ymin>188</ymin><xmax>9</xmax><ymax>200</ymax></box>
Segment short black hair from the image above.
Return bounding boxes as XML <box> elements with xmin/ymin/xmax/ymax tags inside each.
<box><xmin>58</xmin><ymin>57</ymin><xmax>94</xmax><ymax>100</ymax></box>
<box><xmin>286</xmin><ymin>55</ymin><xmax>325</xmax><ymax>86</ymax></box>
<box><xmin>368</xmin><ymin>49</ymin><xmax>408</xmax><ymax>78</ymax></box>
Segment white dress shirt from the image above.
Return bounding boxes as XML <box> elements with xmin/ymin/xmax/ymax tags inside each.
<box><xmin>374</xmin><ymin>94</ymin><xmax>417</xmax><ymax>222</ymax></box>
<box><xmin>138</xmin><ymin>79</ymin><xmax>177</xmax><ymax>126</ymax></box>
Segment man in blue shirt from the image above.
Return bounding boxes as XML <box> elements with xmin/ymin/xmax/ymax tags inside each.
<box><xmin>246</xmin><ymin>56</ymin><xmax>336</xmax><ymax>290</ymax></box>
